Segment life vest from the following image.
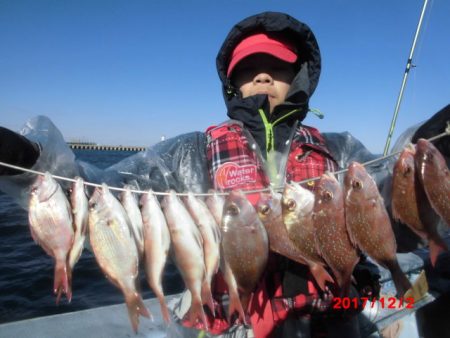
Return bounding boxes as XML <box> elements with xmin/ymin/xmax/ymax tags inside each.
<box><xmin>206</xmin><ymin>120</ymin><xmax>337</xmax><ymax>194</ymax></box>
<box><xmin>201</xmin><ymin>120</ymin><xmax>338</xmax><ymax>337</ymax></box>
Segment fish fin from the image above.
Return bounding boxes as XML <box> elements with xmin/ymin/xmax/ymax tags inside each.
<box><xmin>344</xmin><ymin>215</ymin><xmax>359</xmax><ymax>249</ymax></box>
<box><xmin>239</xmin><ymin>292</ymin><xmax>252</xmax><ymax>319</ymax></box>
<box><xmin>429</xmin><ymin>238</ymin><xmax>448</xmax><ymax>267</ymax></box>
<box><xmin>124</xmin><ymin>292</ymin><xmax>152</xmax><ymax>333</ymax></box>
<box><xmin>387</xmin><ymin>261</ymin><xmax>412</xmax><ymax>298</ymax></box>
<box><xmin>55</xmin><ymin>287</ymin><xmax>63</xmax><ymax>305</ymax></box>
<box><xmin>186</xmin><ymin>297</ymin><xmax>209</xmax><ymax>331</ymax></box>
<box><xmin>309</xmin><ymin>263</ymin><xmax>334</xmax><ymax>291</ymax></box>
<box><xmin>228</xmin><ymin>290</ymin><xmax>247</xmax><ymax>325</ymax></box>
<box><xmin>157</xmin><ymin>293</ymin><xmax>171</xmax><ymax>324</ymax></box>
<box><xmin>201</xmin><ymin>280</ymin><xmax>215</xmax><ymax>317</ymax></box>
<box><xmin>66</xmin><ymin>266</ymin><xmax>73</xmax><ymax>303</ymax></box>
<box><xmin>53</xmin><ymin>260</ymin><xmax>70</xmax><ymax>304</ymax></box>
<box><xmin>151</xmin><ymin>286</ymin><xmax>170</xmax><ymax>323</ymax></box>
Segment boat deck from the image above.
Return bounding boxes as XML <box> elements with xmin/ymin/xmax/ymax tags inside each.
<box><xmin>1</xmin><ymin>233</ymin><xmax>449</xmax><ymax>338</ymax></box>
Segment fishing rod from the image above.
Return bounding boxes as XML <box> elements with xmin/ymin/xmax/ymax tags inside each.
<box><xmin>383</xmin><ymin>0</ymin><xmax>430</xmax><ymax>155</ymax></box>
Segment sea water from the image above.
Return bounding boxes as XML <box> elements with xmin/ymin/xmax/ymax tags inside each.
<box><xmin>0</xmin><ymin>150</ymin><xmax>184</xmax><ymax>324</ymax></box>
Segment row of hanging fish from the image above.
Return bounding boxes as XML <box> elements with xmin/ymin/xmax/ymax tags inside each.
<box><xmin>26</xmin><ymin>138</ymin><xmax>449</xmax><ymax>333</ymax></box>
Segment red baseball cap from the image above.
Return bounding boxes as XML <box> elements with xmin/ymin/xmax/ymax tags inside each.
<box><xmin>227</xmin><ymin>33</ymin><xmax>298</xmax><ymax>77</ymax></box>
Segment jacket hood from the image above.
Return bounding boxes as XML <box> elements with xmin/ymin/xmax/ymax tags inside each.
<box><xmin>216</xmin><ymin>11</ymin><xmax>322</xmax><ymax>123</ymax></box>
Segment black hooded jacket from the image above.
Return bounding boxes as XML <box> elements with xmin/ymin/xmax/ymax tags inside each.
<box><xmin>216</xmin><ymin>11</ymin><xmax>322</xmax><ymax>156</ymax></box>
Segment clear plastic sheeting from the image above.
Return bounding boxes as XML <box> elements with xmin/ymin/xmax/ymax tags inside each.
<box><xmin>0</xmin><ymin>116</ymin><xmax>80</xmax><ymax>208</ymax></box>
<box><xmin>0</xmin><ymin>117</ymin><xmax>211</xmax><ymax>209</ymax></box>
<box><xmin>323</xmin><ymin>131</ymin><xmax>391</xmax><ymax>184</ymax></box>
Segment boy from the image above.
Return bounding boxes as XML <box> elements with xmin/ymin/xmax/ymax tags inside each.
<box><xmin>0</xmin><ymin>10</ymin><xmax>448</xmax><ymax>338</ymax></box>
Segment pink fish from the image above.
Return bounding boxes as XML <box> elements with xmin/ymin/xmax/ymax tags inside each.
<box><xmin>119</xmin><ymin>185</ymin><xmax>144</xmax><ymax>258</ymax></box>
<box><xmin>88</xmin><ymin>184</ymin><xmax>150</xmax><ymax>333</ymax></box>
<box><xmin>161</xmin><ymin>190</ymin><xmax>209</xmax><ymax>330</ymax></box>
<box><xmin>68</xmin><ymin>177</ymin><xmax>88</xmax><ymax>271</ymax></box>
<box><xmin>415</xmin><ymin>138</ymin><xmax>450</xmax><ymax>226</ymax></box>
<box><xmin>140</xmin><ymin>190</ymin><xmax>171</xmax><ymax>323</ymax></box>
<box><xmin>204</xmin><ymin>191</ymin><xmax>246</xmax><ymax>323</ymax></box>
<box><xmin>345</xmin><ymin>162</ymin><xmax>411</xmax><ymax>297</ymax></box>
<box><xmin>258</xmin><ymin>189</ymin><xmax>334</xmax><ymax>291</ymax></box>
<box><xmin>392</xmin><ymin>145</ymin><xmax>447</xmax><ymax>266</ymax></box>
<box><xmin>205</xmin><ymin>190</ymin><xmax>225</xmax><ymax>226</ymax></box>
<box><xmin>183</xmin><ymin>192</ymin><xmax>221</xmax><ymax>315</ymax></box>
<box><xmin>221</xmin><ymin>190</ymin><xmax>268</xmax><ymax>314</ymax></box>
<box><xmin>28</xmin><ymin>172</ymin><xmax>74</xmax><ymax>304</ymax></box>
<box><xmin>313</xmin><ymin>173</ymin><xmax>359</xmax><ymax>297</ymax></box>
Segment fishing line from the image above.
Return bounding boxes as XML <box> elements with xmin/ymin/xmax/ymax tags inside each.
<box><xmin>383</xmin><ymin>0</ymin><xmax>430</xmax><ymax>155</ymax></box>
<box><xmin>0</xmin><ymin>129</ymin><xmax>448</xmax><ymax>197</ymax></box>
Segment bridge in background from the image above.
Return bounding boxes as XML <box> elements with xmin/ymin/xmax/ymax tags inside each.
<box><xmin>67</xmin><ymin>142</ymin><xmax>146</xmax><ymax>152</ymax></box>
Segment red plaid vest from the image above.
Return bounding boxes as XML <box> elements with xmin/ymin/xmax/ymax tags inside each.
<box><xmin>206</xmin><ymin>120</ymin><xmax>337</xmax><ymax>194</ymax></box>
<box><xmin>205</xmin><ymin>121</ymin><xmax>338</xmax><ymax>335</ymax></box>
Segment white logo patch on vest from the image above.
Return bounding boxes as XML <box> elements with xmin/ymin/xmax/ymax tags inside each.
<box><xmin>215</xmin><ymin>162</ymin><xmax>257</xmax><ymax>189</ymax></box>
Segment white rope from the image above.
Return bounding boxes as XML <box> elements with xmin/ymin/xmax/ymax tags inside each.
<box><xmin>0</xmin><ymin>128</ymin><xmax>448</xmax><ymax>197</ymax></box>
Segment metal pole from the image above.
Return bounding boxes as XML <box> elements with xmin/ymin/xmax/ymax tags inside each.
<box><xmin>383</xmin><ymin>0</ymin><xmax>429</xmax><ymax>155</ymax></box>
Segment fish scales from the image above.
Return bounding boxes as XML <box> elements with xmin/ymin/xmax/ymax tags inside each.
<box><xmin>161</xmin><ymin>190</ymin><xmax>209</xmax><ymax>330</ymax></box>
<box><xmin>88</xmin><ymin>184</ymin><xmax>150</xmax><ymax>333</ymax></box>
<box><xmin>392</xmin><ymin>146</ymin><xmax>447</xmax><ymax>266</ymax></box>
<box><xmin>120</xmin><ymin>185</ymin><xmax>145</xmax><ymax>258</ymax></box>
<box><xmin>68</xmin><ymin>177</ymin><xmax>88</xmax><ymax>271</ymax></box>
<box><xmin>281</xmin><ymin>182</ymin><xmax>334</xmax><ymax>289</ymax></box>
<box><xmin>205</xmin><ymin>190</ymin><xmax>225</xmax><ymax>226</ymax></box>
<box><xmin>258</xmin><ymin>189</ymin><xmax>333</xmax><ymax>290</ymax></box>
<box><xmin>313</xmin><ymin>173</ymin><xmax>359</xmax><ymax>297</ymax></box>
<box><xmin>221</xmin><ymin>190</ymin><xmax>268</xmax><ymax>313</ymax></box>
<box><xmin>415</xmin><ymin>138</ymin><xmax>450</xmax><ymax>226</ymax></box>
<box><xmin>29</xmin><ymin>172</ymin><xmax>75</xmax><ymax>303</ymax></box>
<box><xmin>345</xmin><ymin>162</ymin><xmax>411</xmax><ymax>297</ymax></box>
<box><xmin>207</xmin><ymin>192</ymin><xmax>246</xmax><ymax>324</ymax></box>
<box><xmin>183</xmin><ymin>192</ymin><xmax>219</xmax><ymax>315</ymax></box>
<box><xmin>140</xmin><ymin>190</ymin><xmax>171</xmax><ymax>323</ymax></box>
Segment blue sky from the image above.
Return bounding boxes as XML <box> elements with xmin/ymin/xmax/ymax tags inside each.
<box><xmin>0</xmin><ymin>0</ymin><xmax>448</xmax><ymax>153</ymax></box>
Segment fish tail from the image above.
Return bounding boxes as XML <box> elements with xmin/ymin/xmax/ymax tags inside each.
<box><xmin>124</xmin><ymin>291</ymin><xmax>152</xmax><ymax>333</ymax></box>
<box><xmin>66</xmin><ymin>264</ymin><xmax>73</xmax><ymax>303</ymax></box>
<box><xmin>156</xmin><ymin>291</ymin><xmax>171</xmax><ymax>324</ymax></box>
<box><xmin>309</xmin><ymin>263</ymin><xmax>334</xmax><ymax>291</ymax></box>
<box><xmin>147</xmin><ymin>277</ymin><xmax>168</xmax><ymax>321</ymax></box>
<box><xmin>187</xmin><ymin>297</ymin><xmax>209</xmax><ymax>331</ymax></box>
<box><xmin>228</xmin><ymin>291</ymin><xmax>247</xmax><ymax>325</ymax></box>
<box><xmin>53</xmin><ymin>260</ymin><xmax>70</xmax><ymax>304</ymax></box>
<box><xmin>239</xmin><ymin>293</ymin><xmax>252</xmax><ymax>318</ymax></box>
<box><xmin>388</xmin><ymin>261</ymin><xmax>412</xmax><ymax>298</ymax></box>
<box><xmin>429</xmin><ymin>237</ymin><xmax>448</xmax><ymax>267</ymax></box>
<box><xmin>201</xmin><ymin>280</ymin><xmax>215</xmax><ymax>316</ymax></box>
<box><xmin>68</xmin><ymin>241</ymin><xmax>83</xmax><ymax>270</ymax></box>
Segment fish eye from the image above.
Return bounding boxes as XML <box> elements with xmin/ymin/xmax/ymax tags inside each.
<box><xmin>323</xmin><ymin>191</ymin><xmax>333</xmax><ymax>201</ymax></box>
<box><xmin>259</xmin><ymin>204</ymin><xmax>271</xmax><ymax>215</ymax></box>
<box><xmin>227</xmin><ymin>203</ymin><xmax>240</xmax><ymax>216</ymax></box>
<box><xmin>352</xmin><ymin>180</ymin><xmax>363</xmax><ymax>190</ymax></box>
<box><xmin>287</xmin><ymin>199</ymin><xmax>296</xmax><ymax>211</ymax></box>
